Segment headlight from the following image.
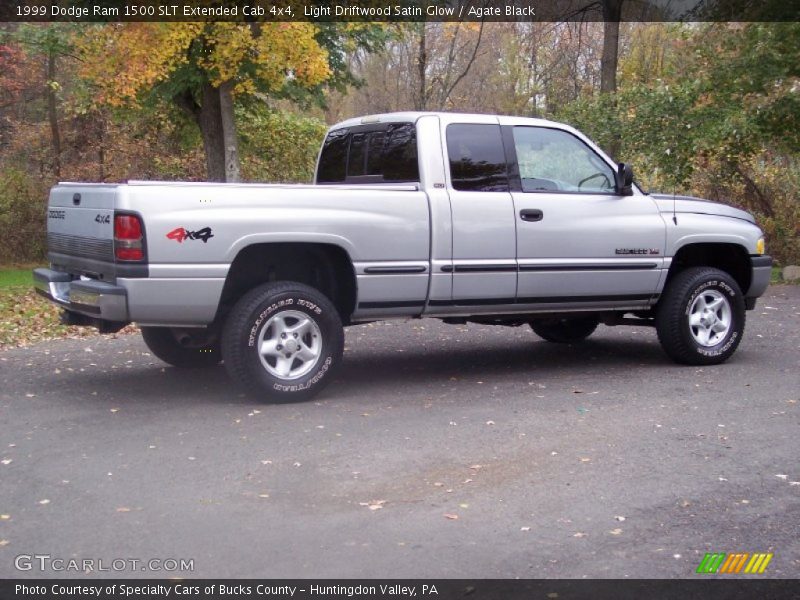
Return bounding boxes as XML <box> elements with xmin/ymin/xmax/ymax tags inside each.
<box><xmin>756</xmin><ymin>238</ymin><xmax>765</xmax><ymax>255</ymax></box>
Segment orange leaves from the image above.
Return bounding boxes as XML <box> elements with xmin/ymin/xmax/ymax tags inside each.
<box><xmin>75</xmin><ymin>23</ymin><xmax>200</xmax><ymax>106</ymax></box>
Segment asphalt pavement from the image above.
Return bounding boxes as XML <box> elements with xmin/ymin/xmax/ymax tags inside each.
<box><xmin>1</xmin><ymin>285</ymin><xmax>798</xmax><ymax>579</ymax></box>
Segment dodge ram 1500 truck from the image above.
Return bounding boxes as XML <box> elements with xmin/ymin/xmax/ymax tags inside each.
<box><xmin>34</xmin><ymin>112</ymin><xmax>772</xmax><ymax>401</ymax></box>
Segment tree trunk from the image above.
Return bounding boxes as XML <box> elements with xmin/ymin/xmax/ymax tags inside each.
<box><xmin>601</xmin><ymin>0</ymin><xmax>623</xmax><ymax>159</ymax></box>
<box><xmin>219</xmin><ymin>81</ymin><xmax>241</xmax><ymax>183</ymax></box>
<box><xmin>46</xmin><ymin>50</ymin><xmax>61</xmax><ymax>177</ymax></box>
<box><xmin>600</xmin><ymin>0</ymin><xmax>623</xmax><ymax>94</ymax></box>
<box><xmin>198</xmin><ymin>83</ymin><xmax>226</xmax><ymax>182</ymax></box>
<box><xmin>415</xmin><ymin>24</ymin><xmax>427</xmax><ymax>110</ymax></box>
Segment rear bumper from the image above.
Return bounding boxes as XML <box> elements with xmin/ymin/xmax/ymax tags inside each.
<box><xmin>745</xmin><ymin>255</ymin><xmax>772</xmax><ymax>309</ymax></box>
<box><xmin>33</xmin><ymin>268</ymin><xmax>128</xmax><ymax>322</ymax></box>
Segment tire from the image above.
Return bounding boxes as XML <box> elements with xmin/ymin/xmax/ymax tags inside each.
<box><xmin>221</xmin><ymin>281</ymin><xmax>344</xmax><ymax>403</ymax></box>
<box><xmin>141</xmin><ymin>327</ymin><xmax>221</xmax><ymax>368</ymax></box>
<box><xmin>530</xmin><ymin>317</ymin><xmax>599</xmax><ymax>343</ymax></box>
<box><xmin>656</xmin><ymin>267</ymin><xmax>745</xmax><ymax>365</ymax></box>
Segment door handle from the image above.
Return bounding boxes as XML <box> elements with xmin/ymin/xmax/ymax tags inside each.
<box><xmin>520</xmin><ymin>209</ymin><xmax>543</xmax><ymax>222</ymax></box>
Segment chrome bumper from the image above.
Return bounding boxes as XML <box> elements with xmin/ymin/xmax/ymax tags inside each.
<box><xmin>33</xmin><ymin>268</ymin><xmax>128</xmax><ymax>322</ymax></box>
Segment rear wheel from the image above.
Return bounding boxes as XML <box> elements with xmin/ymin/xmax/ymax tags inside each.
<box><xmin>141</xmin><ymin>327</ymin><xmax>221</xmax><ymax>368</ymax></box>
<box><xmin>530</xmin><ymin>317</ymin><xmax>599</xmax><ymax>343</ymax></box>
<box><xmin>656</xmin><ymin>267</ymin><xmax>745</xmax><ymax>365</ymax></box>
<box><xmin>221</xmin><ymin>282</ymin><xmax>344</xmax><ymax>403</ymax></box>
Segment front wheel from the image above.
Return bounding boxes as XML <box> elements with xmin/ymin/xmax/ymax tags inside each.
<box><xmin>530</xmin><ymin>317</ymin><xmax>599</xmax><ymax>343</ymax></box>
<box><xmin>656</xmin><ymin>267</ymin><xmax>745</xmax><ymax>365</ymax></box>
<box><xmin>221</xmin><ymin>282</ymin><xmax>344</xmax><ymax>403</ymax></box>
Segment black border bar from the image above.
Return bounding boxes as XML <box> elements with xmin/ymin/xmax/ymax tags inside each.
<box><xmin>2</xmin><ymin>0</ymin><xmax>799</xmax><ymax>23</ymax></box>
<box><xmin>1</xmin><ymin>579</ymin><xmax>798</xmax><ymax>600</ymax></box>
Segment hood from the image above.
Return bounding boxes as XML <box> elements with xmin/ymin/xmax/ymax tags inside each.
<box><xmin>650</xmin><ymin>194</ymin><xmax>755</xmax><ymax>224</ymax></box>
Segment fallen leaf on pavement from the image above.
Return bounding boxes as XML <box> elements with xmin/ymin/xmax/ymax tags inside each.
<box><xmin>609</xmin><ymin>528</ymin><xmax>623</xmax><ymax>535</ymax></box>
<box><xmin>359</xmin><ymin>500</ymin><xmax>386</xmax><ymax>511</ymax></box>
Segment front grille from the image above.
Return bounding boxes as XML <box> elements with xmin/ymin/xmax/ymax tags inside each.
<box><xmin>48</xmin><ymin>232</ymin><xmax>114</xmax><ymax>262</ymax></box>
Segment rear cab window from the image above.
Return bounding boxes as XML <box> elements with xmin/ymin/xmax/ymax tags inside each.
<box><xmin>316</xmin><ymin>123</ymin><xmax>419</xmax><ymax>184</ymax></box>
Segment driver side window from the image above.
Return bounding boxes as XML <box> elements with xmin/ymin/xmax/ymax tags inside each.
<box><xmin>512</xmin><ymin>126</ymin><xmax>615</xmax><ymax>193</ymax></box>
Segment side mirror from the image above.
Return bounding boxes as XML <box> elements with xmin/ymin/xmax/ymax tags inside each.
<box><xmin>615</xmin><ymin>163</ymin><xmax>634</xmax><ymax>196</ymax></box>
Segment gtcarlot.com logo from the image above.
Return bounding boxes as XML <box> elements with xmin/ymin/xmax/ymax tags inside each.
<box><xmin>14</xmin><ymin>554</ymin><xmax>194</xmax><ymax>573</ymax></box>
<box><xmin>696</xmin><ymin>552</ymin><xmax>773</xmax><ymax>574</ymax></box>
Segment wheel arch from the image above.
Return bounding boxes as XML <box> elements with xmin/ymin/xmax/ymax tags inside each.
<box><xmin>665</xmin><ymin>242</ymin><xmax>752</xmax><ymax>295</ymax></box>
<box><xmin>217</xmin><ymin>242</ymin><xmax>357</xmax><ymax>325</ymax></box>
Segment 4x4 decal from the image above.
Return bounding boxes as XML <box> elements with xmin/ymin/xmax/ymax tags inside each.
<box><xmin>166</xmin><ymin>226</ymin><xmax>214</xmax><ymax>244</ymax></box>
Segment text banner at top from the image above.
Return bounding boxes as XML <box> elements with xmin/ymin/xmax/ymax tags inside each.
<box><xmin>2</xmin><ymin>0</ymin><xmax>799</xmax><ymax>23</ymax></box>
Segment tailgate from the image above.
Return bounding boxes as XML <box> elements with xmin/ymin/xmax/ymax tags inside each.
<box><xmin>47</xmin><ymin>184</ymin><xmax>118</xmax><ymax>280</ymax></box>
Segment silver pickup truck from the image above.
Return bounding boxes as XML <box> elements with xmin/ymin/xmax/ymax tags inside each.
<box><xmin>34</xmin><ymin>112</ymin><xmax>772</xmax><ymax>401</ymax></box>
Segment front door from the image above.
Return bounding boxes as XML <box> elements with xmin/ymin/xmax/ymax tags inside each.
<box><xmin>506</xmin><ymin>124</ymin><xmax>666</xmax><ymax>309</ymax></box>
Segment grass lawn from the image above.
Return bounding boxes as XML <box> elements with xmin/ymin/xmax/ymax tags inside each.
<box><xmin>0</xmin><ymin>267</ymin><xmax>37</xmax><ymax>288</ymax></box>
<box><xmin>0</xmin><ymin>264</ymin><xmax>136</xmax><ymax>349</ymax></box>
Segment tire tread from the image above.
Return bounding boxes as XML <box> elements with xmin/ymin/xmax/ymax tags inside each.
<box><xmin>221</xmin><ymin>281</ymin><xmax>343</xmax><ymax>402</ymax></box>
<box><xmin>656</xmin><ymin>267</ymin><xmax>745</xmax><ymax>365</ymax></box>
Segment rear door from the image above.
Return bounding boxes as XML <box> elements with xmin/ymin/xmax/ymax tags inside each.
<box><xmin>435</xmin><ymin>116</ymin><xmax>517</xmax><ymax>311</ymax></box>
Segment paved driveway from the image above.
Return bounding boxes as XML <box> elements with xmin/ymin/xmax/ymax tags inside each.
<box><xmin>1</xmin><ymin>286</ymin><xmax>798</xmax><ymax>578</ymax></box>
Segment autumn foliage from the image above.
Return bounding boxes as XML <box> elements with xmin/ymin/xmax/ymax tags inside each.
<box><xmin>75</xmin><ymin>22</ymin><xmax>331</xmax><ymax>106</ymax></box>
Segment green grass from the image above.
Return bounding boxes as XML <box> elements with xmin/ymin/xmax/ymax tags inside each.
<box><xmin>0</xmin><ymin>267</ymin><xmax>38</xmax><ymax>288</ymax></box>
<box><xmin>771</xmin><ymin>266</ymin><xmax>782</xmax><ymax>283</ymax></box>
<box><xmin>0</xmin><ymin>264</ymin><xmax>137</xmax><ymax>349</ymax></box>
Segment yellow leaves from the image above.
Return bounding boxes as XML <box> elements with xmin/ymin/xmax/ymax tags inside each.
<box><xmin>75</xmin><ymin>23</ymin><xmax>331</xmax><ymax>105</ymax></box>
<box><xmin>251</xmin><ymin>23</ymin><xmax>330</xmax><ymax>90</ymax></box>
<box><xmin>199</xmin><ymin>22</ymin><xmax>254</xmax><ymax>86</ymax></box>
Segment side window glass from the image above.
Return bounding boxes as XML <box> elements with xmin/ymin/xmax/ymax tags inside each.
<box><xmin>512</xmin><ymin>127</ymin><xmax>615</xmax><ymax>193</ymax></box>
<box><xmin>446</xmin><ymin>124</ymin><xmax>509</xmax><ymax>192</ymax></box>
<box><xmin>317</xmin><ymin>128</ymin><xmax>348</xmax><ymax>183</ymax></box>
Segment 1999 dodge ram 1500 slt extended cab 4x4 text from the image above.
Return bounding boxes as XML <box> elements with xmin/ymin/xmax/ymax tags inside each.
<box><xmin>34</xmin><ymin>112</ymin><xmax>772</xmax><ymax>401</ymax></box>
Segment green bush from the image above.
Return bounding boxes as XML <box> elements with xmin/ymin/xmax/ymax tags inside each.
<box><xmin>0</xmin><ymin>169</ymin><xmax>48</xmax><ymax>263</ymax></box>
<box><xmin>237</xmin><ymin>106</ymin><xmax>327</xmax><ymax>183</ymax></box>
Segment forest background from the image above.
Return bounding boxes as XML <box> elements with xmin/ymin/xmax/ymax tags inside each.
<box><xmin>0</xmin><ymin>19</ymin><xmax>798</xmax><ymax>267</ymax></box>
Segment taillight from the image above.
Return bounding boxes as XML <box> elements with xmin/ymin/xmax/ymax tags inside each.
<box><xmin>114</xmin><ymin>214</ymin><xmax>144</xmax><ymax>261</ymax></box>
